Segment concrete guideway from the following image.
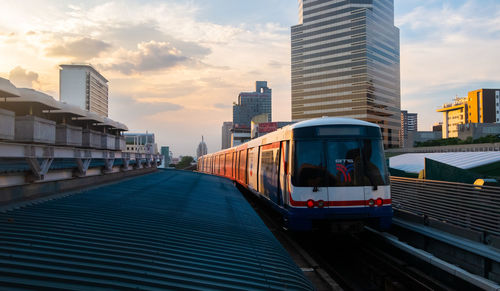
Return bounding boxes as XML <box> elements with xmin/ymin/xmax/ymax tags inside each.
<box><xmin>0</xmin><ymin>141</ymin><xmax>162</xmax><ymax>187</ymax></box>
<box><xmin>0</xmin><ymin>169</ymin><xmax>313</xmax><ymax>290</ymax></box>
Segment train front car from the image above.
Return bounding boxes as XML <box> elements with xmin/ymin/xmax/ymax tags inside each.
<box><xmin>286</xmin><ymin>118</ymin><xmax>391</xmax><ymax>231</ymax></box>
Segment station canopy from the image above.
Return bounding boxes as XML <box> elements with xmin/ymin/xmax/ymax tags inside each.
<box><xmin>389</xmin><ymin>152</ymin><xmax>500</xmax><ymax>174</ymax></box>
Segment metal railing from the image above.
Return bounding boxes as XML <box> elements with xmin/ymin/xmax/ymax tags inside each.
<box><xmin>391</xmin><ymin>176</ymin><xmax>500</xmax><ymax>236</ymax></box>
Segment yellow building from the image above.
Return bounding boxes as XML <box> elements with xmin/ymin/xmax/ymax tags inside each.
<box><xmin>437</xmin><ymin>97</ymin><xmax>468</xmax><ymax>138</ymax></box>
<box><xmin>467</xmin><ymin>89</ymin><xmax>500</xmax><ymax>123</ymax></box>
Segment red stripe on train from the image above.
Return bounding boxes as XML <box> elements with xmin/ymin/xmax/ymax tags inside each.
<box><xmin>289</xmin><ymin>197</ymin><xmax>391</xmax><ymax>207</ymax></box>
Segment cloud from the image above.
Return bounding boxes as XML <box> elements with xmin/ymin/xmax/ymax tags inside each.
<box><xmin>268</xmin><ymin>60</ymin><xmax>284</xmax><ymax>68</ymax></box>
<box><xmin>46</xmin><ymin>37</ymin><xmax>111</xmax><ymax>60</ymax></box>
<box><xmin>107</xmin><ymin>40</ymin><xmax>209</xmax><ymax>74</ymax></box>
<box><xmin>396</xmin><ymin>0</ymin><xmax>500</xmax><ymax>130</ymax></box>
<box><xmin>0</xmin><ymin>0</ymin><xmax>294</xmax><ymax>155</ymax></box>
<box><xmin>8</xmin><ymin>66</ymin><xmax>40</xmax><ymax>88</ymax></box>
<box><xmin>214</xmin><ymin>103</ymin><xmax>231</xmax><ymax>109</ymax></box>
<box><xmin>111</xmin><ymin>95</ymin><xmax>183</xmax><ymax>116</ymax></box>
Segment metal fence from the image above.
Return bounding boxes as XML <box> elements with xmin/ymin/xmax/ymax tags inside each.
<box><xmin>391</xmin><ymin>176</ymin><xmax>500</xmax><ymax>237</ymax></box>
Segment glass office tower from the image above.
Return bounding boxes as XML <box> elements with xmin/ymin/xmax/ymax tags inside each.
<box><xmin>291</xmin><ymin>0</ymin><xmax>401</xmax><ymax>147</ymax></box>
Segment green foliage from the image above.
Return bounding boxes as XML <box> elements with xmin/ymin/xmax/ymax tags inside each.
<box><xmin>175</xmin><ymin>156</ymin><xmax>194</xmax><ymax>169</ymax></box>
<box><xmin>415</xmin><ymin>135</ymin><xmax>500</xmax><ymax>147</ymax></box>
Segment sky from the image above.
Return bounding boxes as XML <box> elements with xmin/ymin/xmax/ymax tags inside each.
<box><xmin>1</xmin><ymin>0</ymin><xmax>499</xmax><ymax>157</ymax></box>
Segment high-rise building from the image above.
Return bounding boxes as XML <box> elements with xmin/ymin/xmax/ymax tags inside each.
<box><xmin>233</xmin><ymin>81</ymin><xmax>272</xmax><ymax>127</ymax></box>
<box><xmin>291</xmin><ymin>0</ymin><xmax>401</xmax><ymax>148</ymax></box>
<box><xmin>160</xmin><ymin>146</ymin><xmax>171</xmax><ymax>167</ymax></box>
<box><xmin>400</xmin><ymin>110</ymin><xmax>417</xmax><ymax>148</ymax></box>
<box><xmin>60</xmin><ymin>64</ymin><xmax>109</xmax><ymax>117</ymax></box>
<box><xmin>221</xmin><ymin>121</ymin><xmax>233</xmax><ymax>150</ymax></box>
<box><xmin>196</xmin><ymin>136</ymin><xmax>208</xmax><ymax>158</ymax></box>
<box><xmin>467</xmin><ymin>89</ymin><xmax>500</xmax><ymax>124</ymax></box>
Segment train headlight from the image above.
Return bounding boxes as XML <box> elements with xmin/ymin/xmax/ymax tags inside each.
<box><xmin>376</xmin><ymin>198</ymin><xmax>384</xmax><ymax>207</ymax></box>
<box><xmin>306</xmin><ymin>199</ymin><xmax>315</xmax><ymax>208</ymax></box>
<box><xmin>317</xmin><ymin>200</ymin><xmax>325</xmax><ymax>208</ymax></box>
<box><xmin>368</xmin><ymin>199</ymin><xmax>375</xmax><ymax>207</ymax></box>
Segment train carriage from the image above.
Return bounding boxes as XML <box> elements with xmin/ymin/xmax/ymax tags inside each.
<box><xmin>198</xmin><ymin>117</ymin><xmax>392</xmax><ymax>231</ymax></box>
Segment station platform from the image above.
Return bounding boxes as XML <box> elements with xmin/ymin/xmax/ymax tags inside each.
<box><xmin>0</xmin><ymin>169</ymin><xmax>313</xmax><ymax>290</ymax></box>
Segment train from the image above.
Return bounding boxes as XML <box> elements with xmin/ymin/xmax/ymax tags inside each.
<box><xmin>198</xmin><ymin>117</ymin><xmax>392</xmax><ymax>231</ymax></box>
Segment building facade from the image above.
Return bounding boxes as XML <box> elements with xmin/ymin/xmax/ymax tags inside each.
<box><xmin>221</xmin><ymin>121</ymin><xmax>233</xmax><ymax>150</ymax></box>
<box><xmin>467</xmin><ymin>89</ymin><xmax>500</xmax><ymax>124</ymax></box>
<box><xmin>437</xmin><ymin>97</ymin><xmax>468</xmax><ymax>139</ymax></box>
<box><xmin>457</xmin><ymin>123</ymin><xmax>500</xmax><ymax>140</ymax></box>
<box><xmin>291</xmin><ymin>0</ymin><xmax>401</xmax><ymax>148</ymax></box>
<box><xmin>233</xmin><ymin>81</ymin><xmax>272</xmax><ymax>127</ymax></box>
<box><xmin>60</xmin><ymin>64</ymin><xmax>109</xmax><ymax>117</ymax></box>
<box><xmin>437</xmin><ymin>89</ymin><xmax>500</xmax><ymax>139</ymax></box>
<box><xmin>251</xmin><ymin>121</ymin><xmax>295</xmax><ymax>139</ymax></box>
<box><xmin>400</xmin><ymin>110</ymin><xmax>417</xmax><ymax>148</ymax></box>
<box><xmin>124</xmin><ymin>132</ymin><xmax>158</xmax><ymax>154</ymax></box>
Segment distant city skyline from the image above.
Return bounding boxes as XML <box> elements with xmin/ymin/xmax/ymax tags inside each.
<box><xmin>1</xmin><ymin>0</ymin><xmax>499</xmax><ymax>156</ymax></box>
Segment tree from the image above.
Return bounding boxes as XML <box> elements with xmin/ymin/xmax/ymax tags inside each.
<box><xmin>176</xmin><ymin>156</ymin><xmax>194</xmax><ymax>169</ymax></box>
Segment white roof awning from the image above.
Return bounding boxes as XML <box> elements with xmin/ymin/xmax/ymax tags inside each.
<box><xmin>0</xmin><ymin>78</ymin><xmax>20</xmax><ymax>97</ymax></box>
<box><xmin>44</xmin><ymin>102</ymin><xmax>87</xmax><ymax>117</ymax></box>
<box><xmin>5</xmin><ymin>88</ymin><xmax>62</xmax><ymax>110</ymax></box>
<box><xmin>75</xmin><ymin>111</ymin><xmax>105</xmax><ymax>124</ymax></box>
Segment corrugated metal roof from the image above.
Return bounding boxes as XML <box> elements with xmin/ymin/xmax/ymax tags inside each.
<box><xmin>0</xmin><ymin>170</ymin><xmax>313</xmax><ymax>290</ymax></box>
<box><xmin>390</xmin><ymin>152</ymin><xmax>500</xmax><ymax>173</ymax></box>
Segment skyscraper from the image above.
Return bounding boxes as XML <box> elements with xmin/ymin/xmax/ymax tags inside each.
<box><xmin>291</xmin><ymin>0</ymin><xmax>401</xmax><ymax>147</ymax></box>
<box><xmin>196</xmin><ymin>136</ymin><xmax>208</xmax><ymax>158</ymax></box>
<box><xmin>60</xmin><ymin>64</ymin><xmax>109</xmax><ymax>117</ymax></box>
<box><xmin>221</xmin><ymin>121</ymin><xmax>233</xmax><ymax>150</ymax></box>
<box><xmin>400</xmin><ymin>110</ymin><xmax>417</xmax><ymax>148</ymax></box>
<box><xmin>233</xmin><ymin>81</ymin><xmax>272</xmax><ymax>127</ymax></box>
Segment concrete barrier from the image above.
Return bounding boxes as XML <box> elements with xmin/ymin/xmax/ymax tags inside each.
<box><xmin>0</xmin><ymin>108</ymin><xmax>15</xmax><ymax>140</ymax></box>
<box><xmin>115</xmin><ymin>135</ymin><xmax>125</xmax><ymax>151</ymax></box>
<box><xmin>101</xmin><ymin>133</ymin><xmax>115</xmax><ymax>150</ymax></box>
<box><xmin>82</xmin><ymin>129</ymin><xmax>101</xmax><ymax>148</ymax></box>
<box><xmin>56</xmin><ymin>124</ymin><xmax>82</xmax><ymax>147</ymax></box>
<box><xmin>15</xmin><ymin>115</ymin><xmax>56</xmax><ymax>144</ymax></box>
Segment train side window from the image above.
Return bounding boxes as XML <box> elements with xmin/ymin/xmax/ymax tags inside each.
<box><xmin>362</xmin><ymin>139</ymin><xmax>389</xmax><ymax>186</ymax></box>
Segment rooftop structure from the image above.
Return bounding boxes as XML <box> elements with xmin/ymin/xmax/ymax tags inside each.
<box><xmin>0</xmin><ymin>170</ymin><xmax>314</xmax><ymax>289</ymax></box>
<box><xmin>390</xmin><ymin>152</ymin><xmax>500</xmax><ymax>175</ymax></box>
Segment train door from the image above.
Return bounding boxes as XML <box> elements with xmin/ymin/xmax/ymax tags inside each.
<box><xmin>247</xmin><ymin>147</ymin><xmax>258</xmax><ymax>191</ymax></box>
<box><xmin>233</xmin><ymin>151</ymin><xmax>238</xmax><ymax>180</ymax></box>
<box><xmin>258</xmin><ymin>142</ymin><xmax>280</xmax><ymax>203</ymax></box>
<box><xmin>278</xmin><ymin>140</ymin><xmax>289</xmax><ymax>207</ymax></box>
<box><xmin>239</xmin><ymin>149</ymin><xmax>248</xmax><ymax>185</ymax></box>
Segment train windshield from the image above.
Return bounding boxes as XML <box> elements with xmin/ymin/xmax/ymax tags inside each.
<box><xmin>293</xmin><ymin>139</ymin><xmax>389</xmax><ymax>187</ymax></box>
